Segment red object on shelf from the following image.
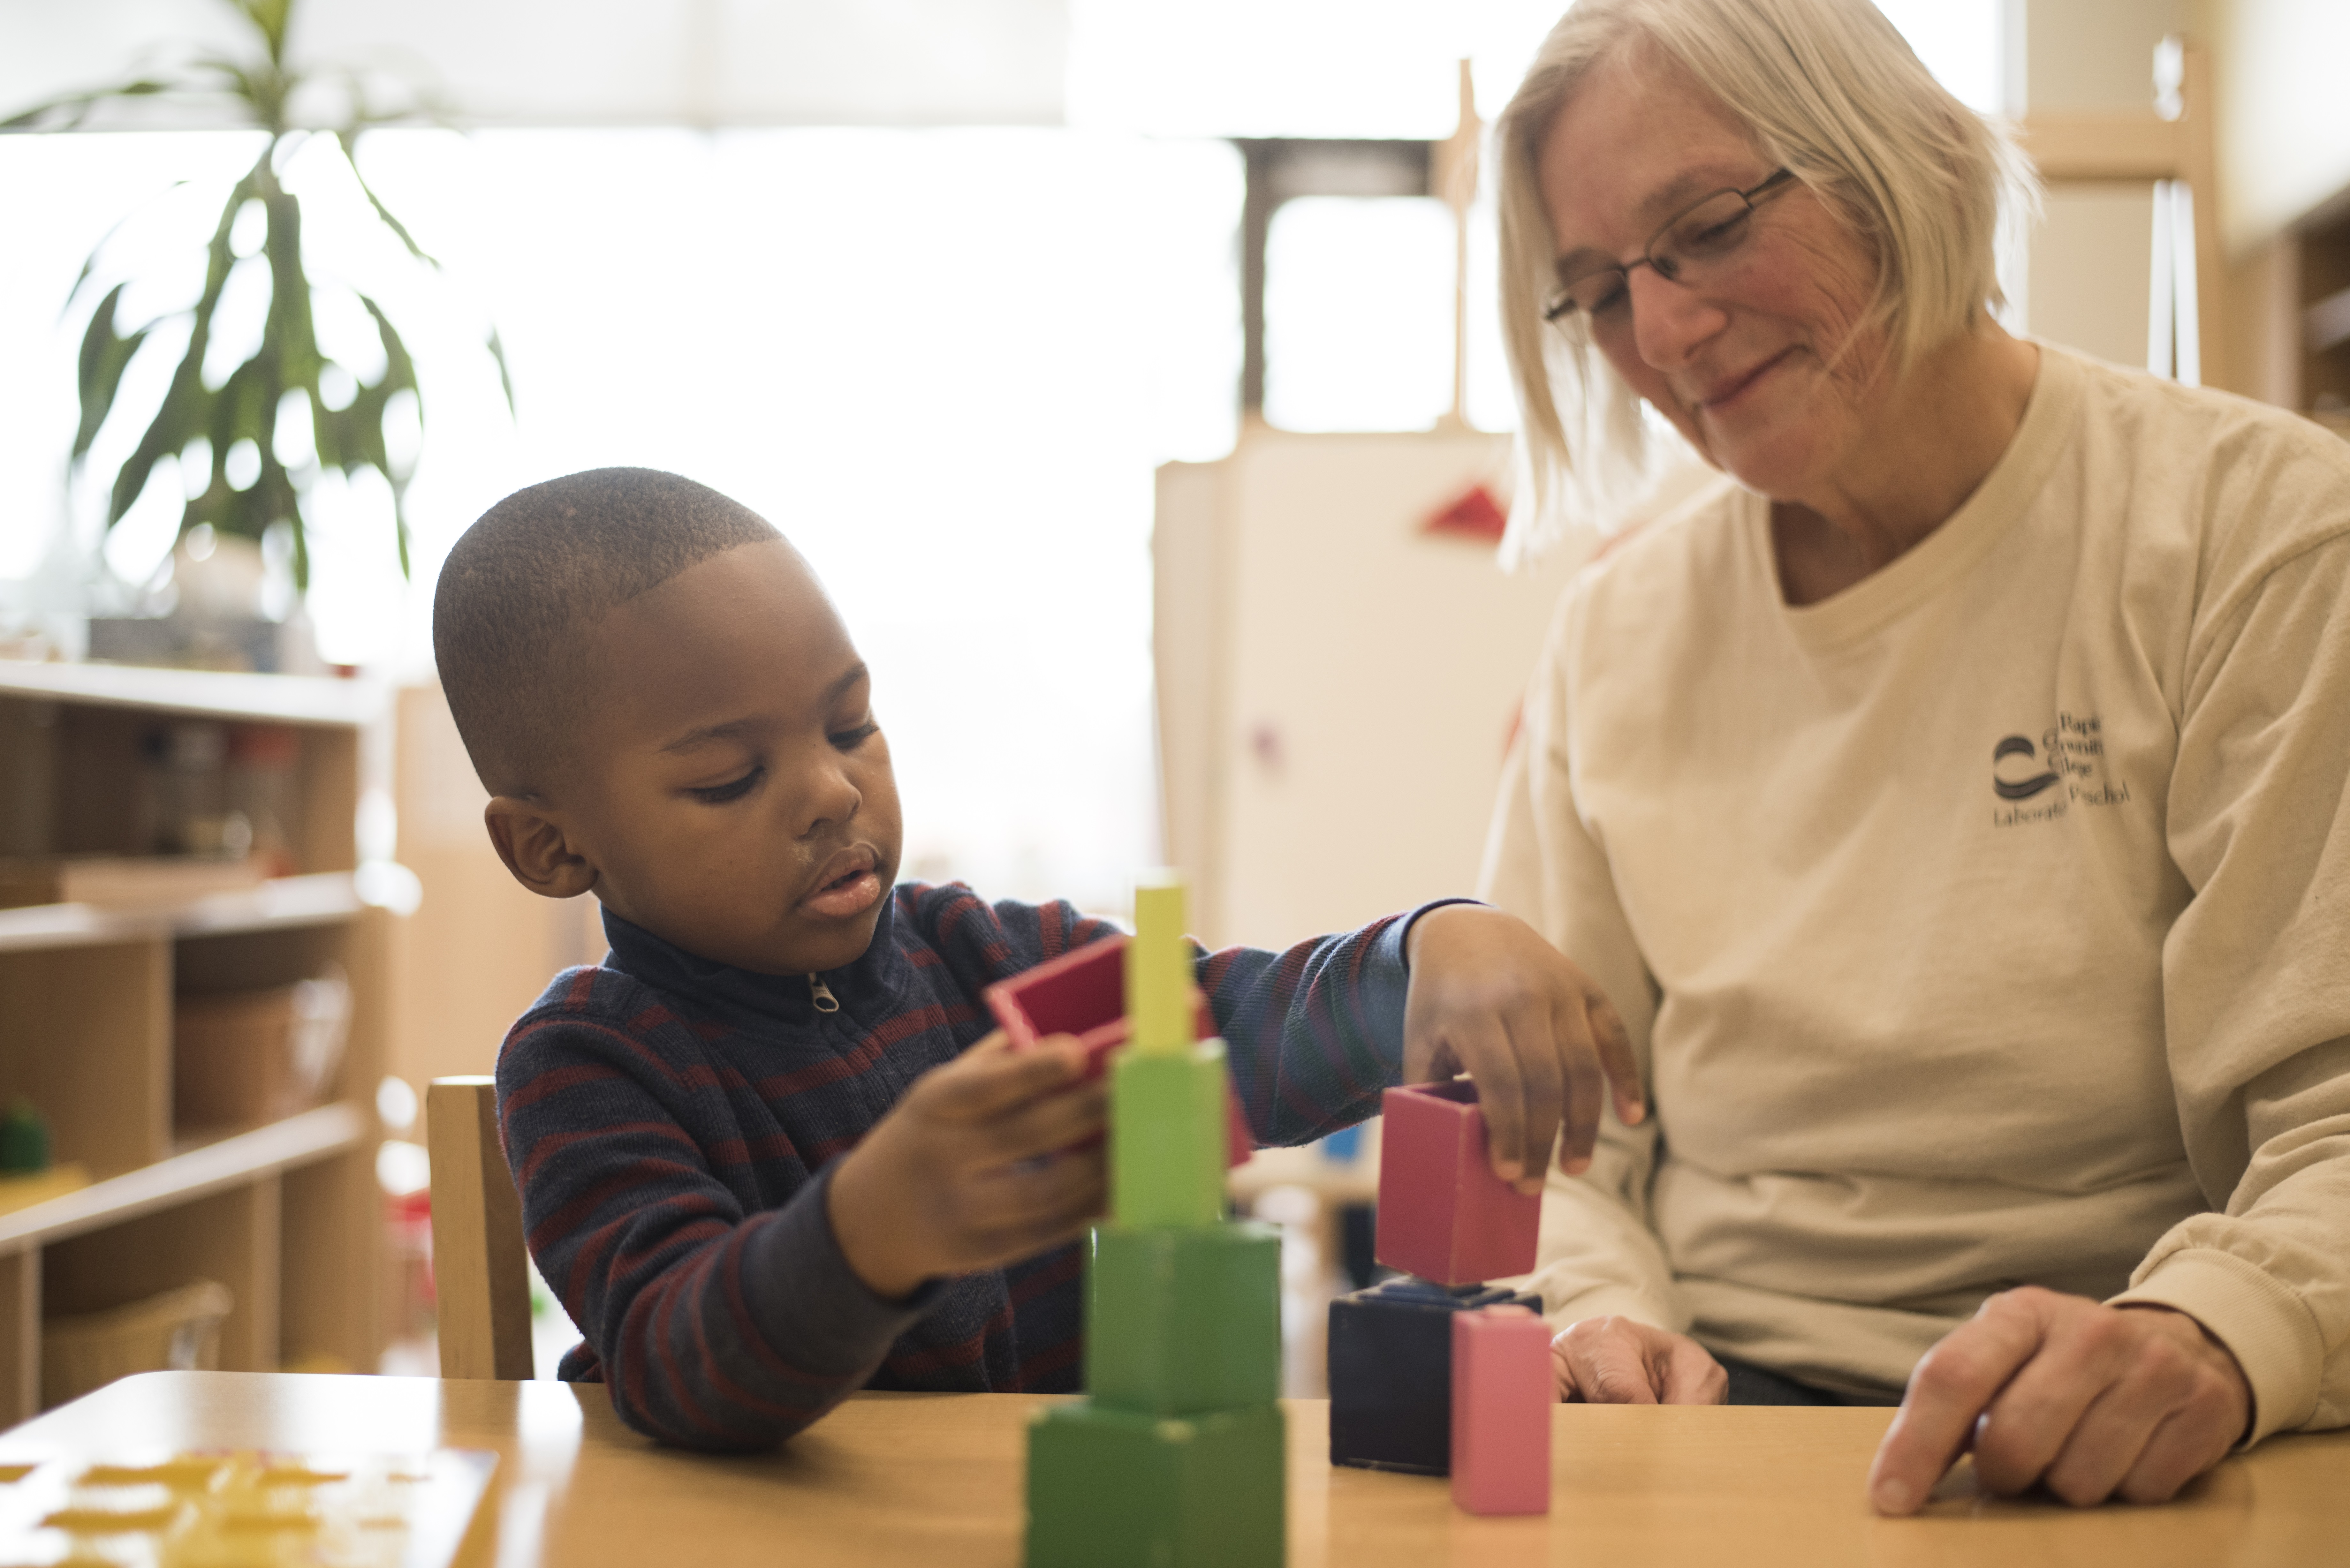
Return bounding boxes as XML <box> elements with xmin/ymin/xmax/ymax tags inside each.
<box><xmin>1374</xmin><ymin>1081</ymin><xmax>1540</xmax><ymax>1285</ymax></box>
<box><xmin>984</xmin><ymin>936</ymin><xmax>1252</xmax><ymax>1167</ymax></box>
<box><xmin>1451</xmin><ymin>1305</ymin><xmax>1553</xmax><ymax>1515</ymax></box>
<box><xmin>1422</xmin><ymin>484</ymin><xmax>1509</xmax><ymax>546</ymax></box>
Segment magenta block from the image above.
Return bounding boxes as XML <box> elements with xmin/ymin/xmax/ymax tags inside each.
<box><xmin>1450</xmin><ymin>1306</ymin><xmax>1552</xmax><ymax>1515</ymax></box>
<box><xmin>1374</xmin><ymin>1081</ymin><xmax>1540</xmax><ymax>1285</ymax></box>
<box><xmin>983</xmin><ymin>937</ymin><xmax>1251</xmax><ymax>1166</ymax></box>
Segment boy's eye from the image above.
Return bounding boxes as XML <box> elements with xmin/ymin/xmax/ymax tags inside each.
<box><xmin>831</xmin><ymin>722</ymin><xmax>880</xmax><ymax>750</ymax></box>
<box><xmin>688</xmin><ymin>766</ymin><xmax>763</xmax><ymax>804</ymax></box>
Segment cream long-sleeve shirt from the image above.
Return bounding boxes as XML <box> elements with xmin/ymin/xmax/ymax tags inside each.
<box><xmin>1480</xmin><ymin>345</ymin><xmax>2350</xmax><ymax>1443</ymax></box>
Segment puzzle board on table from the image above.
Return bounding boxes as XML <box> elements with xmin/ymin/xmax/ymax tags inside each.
<box><xmin>0</xmin><ymin>1447</ymin><xmax>497</xmax><ymax>1568</ymax></box>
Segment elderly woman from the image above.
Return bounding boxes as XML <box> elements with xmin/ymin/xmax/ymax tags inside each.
<box><xmin>1480</xmin><ymin>0</ymin><xmax>2350</xmax><ymax>1515</ymax></box>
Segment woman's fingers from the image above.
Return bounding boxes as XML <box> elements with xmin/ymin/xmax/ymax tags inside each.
<box><xmin>1551</xmin><ymin>1318</ymin><xmax>1662</xmax><ymax>1405</ymax></box>
<box><xmin>1659</xmin><ymin>1335</ymin><xmax>1730</xmax><ymax>1404</ymax></box>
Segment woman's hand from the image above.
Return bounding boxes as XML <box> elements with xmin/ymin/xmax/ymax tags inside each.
<box><xmin>1402</xmin><ymin>904</ymin><xmax>1644</xmax><ymax>1191</ymax></box>
<box><xmin>1868</xmin><ymin>1288</ymin><xmax>2251</xmax><ymax>1512</ymax></box>
<box><xmin>1552</xmin><ymin>1317</ymin><xmax>1727</xmax><ymax>1404</ymax></box>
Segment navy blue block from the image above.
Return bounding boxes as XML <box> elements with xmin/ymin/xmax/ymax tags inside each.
<box><xmin>1326</xmin><ymin>1278</ymin><xmax>1542</xmax><ymax>1474</ymax></box>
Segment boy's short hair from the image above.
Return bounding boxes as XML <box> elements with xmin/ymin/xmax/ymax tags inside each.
<box><xmin>433</xmin><ymin>467</ymin><xmax>779</xmax><ymax>796</ymax></box>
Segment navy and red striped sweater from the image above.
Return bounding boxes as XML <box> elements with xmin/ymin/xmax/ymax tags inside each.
<box><xmin>495</xmin><ymin>880</ymin><xmax>1434</xmax><ymax>1451</ymax></box>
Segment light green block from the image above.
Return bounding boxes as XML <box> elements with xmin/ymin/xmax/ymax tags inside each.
<box><xmin>1025</xmin><ymin>1399</ymin><xmax>1285</xmax><ymax>1568</ymax></box>
<box><xmin>1088</xmin><ymin>1222</ymin><xmax>1280</xmax><ymax>1415</ymax></box>
<box><xmin>1111</xmin><ymin>1041</ymin><xmax>1227</xmax><ymax>1229</ymax></box>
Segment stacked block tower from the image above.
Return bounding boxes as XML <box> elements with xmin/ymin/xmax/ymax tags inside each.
<box><xmin>1018</xmin><ymin>875</ymin><xmax>1285</xmax><ymax>1568</ymax></box>
<box><xmin>1328</xmin><ymin>1080</ymin><xmax>1550</xmax><ymax>1509</ymax></box>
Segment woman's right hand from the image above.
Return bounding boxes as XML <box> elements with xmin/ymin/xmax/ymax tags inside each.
<box><xmin>1551</xmin><ymin>1316</ymin><xmax>1728</xmax><ymax>1404</ymax></box>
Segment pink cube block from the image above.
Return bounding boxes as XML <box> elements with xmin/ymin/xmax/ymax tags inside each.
<box><xmin>982</xmin><ymin>936</ymin><xmax>1252</xmax><ymax>1166</ymax></box>
<box><xmin>1451</xmin><ymin>1305</ymin><xmax>1552</xmax><ymax>1515</ymax></box>
<box><xmin>1374</xmin><ymin>1081</ymin><xmax>1540</xmax><ymax>1285</ymax></box>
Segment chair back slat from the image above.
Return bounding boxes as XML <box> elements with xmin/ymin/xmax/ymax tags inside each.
<box><xmin>427</xmin><ymin>1077</ymin><xmax>535</xmax><ymax>1380</ymax></box>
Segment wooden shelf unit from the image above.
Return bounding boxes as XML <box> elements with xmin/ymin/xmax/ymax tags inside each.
<box><xmin>0</xmin><ymin>664</ymin><xmax>390</xmax><ymax>1419</ymax></box>
<box><xmin>2300</xmin><ymin>200</ymin><xmax>2350</xmax><ymax>420</ymax></box>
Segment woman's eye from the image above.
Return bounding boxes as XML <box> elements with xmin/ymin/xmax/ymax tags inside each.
<box><xmin>689</xmin><ymin>767</ymin><xmax>763</xmax><ymax>804</ymax></box>
<box><xmin>1680</xmin><ymin>212</ymin><xmax>1750</xmax><ymax>255</ymax></box>
<box><xmin>831</xmin><ymin>722</ymin><xmax>880</xmax><ymax>750</ymax></box>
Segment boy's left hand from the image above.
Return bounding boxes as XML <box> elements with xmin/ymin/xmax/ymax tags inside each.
<box><xmin>1402</xmin><ymin>904</ymin><xmax>1644</xmax><ymax>1192</ymax></box>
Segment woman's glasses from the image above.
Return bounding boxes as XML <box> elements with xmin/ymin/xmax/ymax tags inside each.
<box><xmin>1543</xmin><ymin>169</ymin><xmax>1798</xmax><ymax>327</ymax></box>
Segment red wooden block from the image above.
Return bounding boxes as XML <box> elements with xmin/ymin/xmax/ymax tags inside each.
<box><xmin>1450</xmin><ymin>1305</ymin><xmax>1552</xmax><ymax>1515</ymax></box>
<box><xmin>983</xmin><ymin>937</ymin><xmax>1251</xmax><ymax>1167</ymax></box>
<box><xmin>1374</xmin><ymin>1081</ymin><xmax>1539</xmax><ymax>1285</ymax></box>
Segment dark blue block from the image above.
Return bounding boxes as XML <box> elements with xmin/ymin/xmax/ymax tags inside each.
<box><xmin>1327</xmin><ymin>1278</ymin><xmax>1542</xmax><ymax>1474</ymax></box>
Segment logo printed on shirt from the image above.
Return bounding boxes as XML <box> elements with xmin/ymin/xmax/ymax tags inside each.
<box><xmin>1991</xmin><ymin>736</ymin><xmax>2061</xmax><ymax>800</ymax></box>
<box><xmin>1991</xmin><ymin>712</ymin><xmax>2130</xmax><ymax>827</ymax></box>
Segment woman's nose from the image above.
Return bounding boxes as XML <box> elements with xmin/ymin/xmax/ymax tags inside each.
<box><xmin>1626</xmin><ymin>265</ymin><xmax>1728</xmax><ymax>370</ymax></box>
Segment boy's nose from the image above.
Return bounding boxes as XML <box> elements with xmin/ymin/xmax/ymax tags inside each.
<box><xmin>794</xmin><ymin>761</ymin><xmax>862</xmax><ymax>838</ymax></box>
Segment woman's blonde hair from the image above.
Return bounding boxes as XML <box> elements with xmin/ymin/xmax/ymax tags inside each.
<box><xmin>1495</xmin><ymin>0</ymin><xmax>2039</xmax><ymax>555</ymax></box>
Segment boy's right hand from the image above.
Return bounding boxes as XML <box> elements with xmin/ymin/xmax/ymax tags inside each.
<box><xmin>826</xmin><ymin>1031</ymin><xmax>1106</xmax><ymax>1300</ymax></box>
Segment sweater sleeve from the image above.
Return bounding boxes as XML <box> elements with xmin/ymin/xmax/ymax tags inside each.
<box><xmin>497</xmin><ymin>1000</ymin><xmax>936</xmax><ymax>1451</ymax></box>
<box><xmin>2109</xmin><ymin>531</ymin><xmax>2350</xmax><ymax>1444</ymax></box>
<box><xmin>1197</xmin><ymin>901</ymin><xmax>1473</xmax><ymax>1148</ymax></box>
<box><xmin>1477</xmin><ymin>590</ymin><xmax>1685</xmax><ymax>1332</ymax></box>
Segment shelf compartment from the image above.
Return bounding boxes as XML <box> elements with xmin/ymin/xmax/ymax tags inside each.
<box><xmin>0</xmin><ymin>1102</ymin><xmax>363</xmax><ymax>1257</ymax></box>
<box><xmin>0</xmin><ymin>872</ymin><xmax>363</xmax><ymax>955</ymax></box>
<box><xmin>42</xmin><ymin>1176</ymin><xmax>282</xmax><ymax>1403</ymax></box>
<box><xmin>0</xmin><ymin>940</ymin><xmax>169</xmax><ymax>1176</ymax></box>
<box><xmin>0</xmin><ymin>665</ymin><xmax>384</xmax><ymax>729</ymax></box>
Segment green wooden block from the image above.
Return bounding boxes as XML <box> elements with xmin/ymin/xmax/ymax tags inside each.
<box><xmin>1089</xmin><ymin>1222</ymin><xmax>1280</xmax><ymax>1415</ymax></box>
<box><xmin>1025</xmin><ymin>1399</ymin><xmax>1285</xmax><ymax>1568</ymax></box>
<box><xmin>1110</xmin><ymin>1042</ymin><xmax>1227</xmax><ymax>1229</ymax></box>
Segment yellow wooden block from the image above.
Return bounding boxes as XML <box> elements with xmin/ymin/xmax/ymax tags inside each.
<box><xmin>1126</xmin><ymin>872</ymin><xmax>1191</xmax><ymax>1055</ymax></box>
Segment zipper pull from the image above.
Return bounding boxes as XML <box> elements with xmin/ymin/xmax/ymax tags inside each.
<box><xmin>808</xmin><ymin>974</ymin><xmax>840</xmax><ymax>1014</ymax></box>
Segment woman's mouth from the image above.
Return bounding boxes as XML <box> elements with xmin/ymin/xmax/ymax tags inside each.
<box><xmin>1698</xmin><ymin>347</ymin><xmax>1797</xmax><ymax>411</ymax></box>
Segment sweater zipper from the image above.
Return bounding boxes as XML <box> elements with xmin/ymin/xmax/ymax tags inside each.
<box><xmin>808</xmin><ymin>974</ymin><xmax>840</xmax><ymax>1014</ymax></box>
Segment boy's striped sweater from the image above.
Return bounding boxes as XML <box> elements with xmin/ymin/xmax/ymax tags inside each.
<box><xmin>495</xmin><ymin>881</ymin><xmax>1438</xmax><ymax>1451</ymax></box>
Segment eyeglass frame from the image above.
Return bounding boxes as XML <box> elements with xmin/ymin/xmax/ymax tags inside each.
<box><xmin>1542</xmin><ymin>168</ymin><xmax>1800</xmax><ymax>327</ymax></box>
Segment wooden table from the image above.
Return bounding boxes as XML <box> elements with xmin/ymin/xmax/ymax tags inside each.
<box><xmin>2</xmin><ymin>1373</ymin><xmax>2343</xmax><ymax>1566</ymax></box>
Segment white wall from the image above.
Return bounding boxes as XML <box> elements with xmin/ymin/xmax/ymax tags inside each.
<box><xmin>2020</xmin><ymin>0</ymin><xmax>2186</xmax><ymax>370</ymax></box>
<box><xmin>2200</xmin><ymin>0</ymin><xmax>2350</xmax><ymax>251</ymax></box>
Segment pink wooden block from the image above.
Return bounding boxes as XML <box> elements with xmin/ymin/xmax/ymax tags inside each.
<box><xmin>982</xmin><ymin>936</ymin><xmax>1252</xmax><ymax>1166</ymax></box>
<box><xmin>1374</xmin><ymin>1081</ymin><xmax>1540</xmax><ymax>1285</ymax></box>
<box><xmin>1451</xmin><ymin>1305</ymin><xmax>1552</xmax><ymax>1515</ymax></box>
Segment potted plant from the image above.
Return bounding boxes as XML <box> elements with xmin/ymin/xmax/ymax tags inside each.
<box><xmin>4</xmin><ymin>0</ymin><xmax>511</xmax><ymax>670</ymax></box>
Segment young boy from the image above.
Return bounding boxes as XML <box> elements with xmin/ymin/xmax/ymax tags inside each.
<box><xmin>435</xmin><ymin>467</ymin><xmax>1640</xmax><ymax>1451</ymax></box>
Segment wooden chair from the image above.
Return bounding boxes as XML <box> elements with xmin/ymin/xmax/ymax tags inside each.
<box><xmin>426</xmin><ymin>1077</ymin><xmax>535</xmax><ymax>1380</ymax></box>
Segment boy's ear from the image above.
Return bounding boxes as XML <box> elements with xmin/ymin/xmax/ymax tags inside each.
<box><xmin>484</xmin><ymin>797</ymin><xmax>599</xmax><ymax>900</ymax></box>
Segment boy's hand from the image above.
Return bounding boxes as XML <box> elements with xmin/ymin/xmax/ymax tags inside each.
<box><xmin>826</xmin><ymin>1032</ymin><xmax>1106</xmax><ymax>1300</ymax></box>
<box><xmin>1403</xmin><ymin>904</ymin><xmax>1643</xmax><ymax>1192</ymax></box>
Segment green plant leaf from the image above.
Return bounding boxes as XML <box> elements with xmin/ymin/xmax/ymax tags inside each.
<box><xmin>72</xmin><ymin>284</ymin><xmax>153</xmax><ymax>462</ymax></box>
<box><xmin>485</xmin><ymin>326</ymin><xmax>517</xmax><ymax>418</ymax></box>
<box><xmin>332</xmin><ymin>129</ymin><xmax>439</xmax><ymax>268</ymax></box>
<box><xmin>36</xmin><ymin>0</ymin><xmax>509</xmax><ymax>598</ymax></box>
<box><xmin>0</xmin><ymin>78</ymin><xmax>175</xmax><ymax>133</ymax></box>
<box><xmin>231</xmin><ymin>0</ymin><xmax>294</xmax><ymax>64</ymax></box>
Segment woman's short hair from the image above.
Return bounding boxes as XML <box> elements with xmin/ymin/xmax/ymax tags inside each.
<box><xmin>1494</xmin><ymin>0</ymin><xmax>2038</xmax><ymax>555</ymax></box>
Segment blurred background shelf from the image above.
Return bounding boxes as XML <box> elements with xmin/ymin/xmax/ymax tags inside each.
<box><xmin>0</xmin><ymin>662</ymin><xmax>388</xmax><ymax>1418</ymax></box>
<box><xmin>0</xmin><ymin>871</ymin><xmax>363</xmax><ymax>954</ymax></box>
